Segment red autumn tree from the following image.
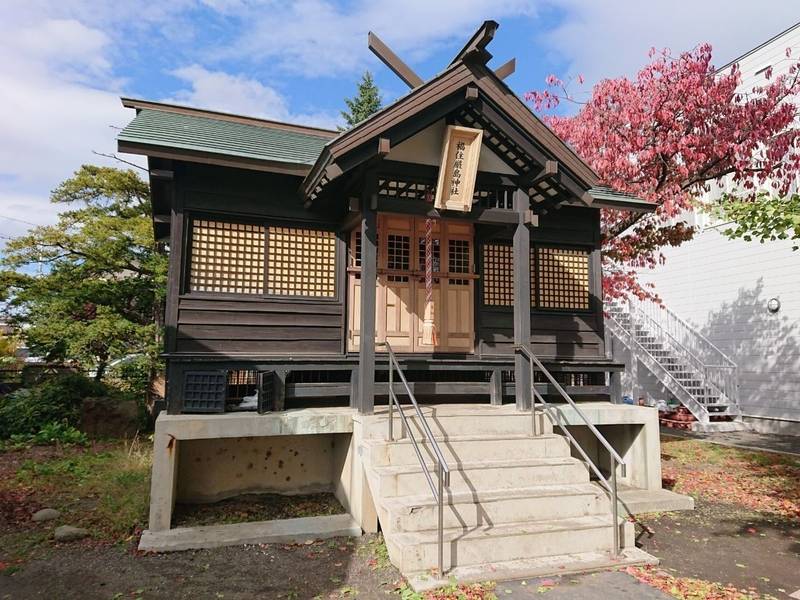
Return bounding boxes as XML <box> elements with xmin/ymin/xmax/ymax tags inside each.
<box><xmin>526</xmin><ymin>44</ymin><xmax>800</xmax><ymax>298</ymax></box>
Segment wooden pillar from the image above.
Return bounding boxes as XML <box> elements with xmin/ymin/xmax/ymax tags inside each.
<box><xmin>165</xmin><ymin>180</ymin><xmax>184</xmax><ymax>415</ymax></box>
<box><xmin>357</xmin><ymin>179</ymin><xmax>378</xmax><ymax>414</ymax></box>
<box><xmin>513</xmin><ymin>189</ymin><xmax>532</xmax><ymax>410</ymax></box>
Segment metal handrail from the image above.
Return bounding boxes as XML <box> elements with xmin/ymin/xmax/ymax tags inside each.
<box><xmin>632</xmin><ymin>297</ymin><xmax>736</xmax><ymax>367</ymax></box>
<box><xmin>627</xmin><ymin>298</ymin><xmax>739</xmax><ymax>409</ymax></box>
<box><xmin>516</xmin><ymin>344</ymin><xmax>626</xmax><ymax>557</ymax></box>
<box><xmin>380</xmin><ymin>341</ymin><xmax>451</xmax><ymax>576</ymax></box>
<box><xmin>606</xmin><ymin>314</ymin><xmax>711</xmax><ymax>423</ymax></box>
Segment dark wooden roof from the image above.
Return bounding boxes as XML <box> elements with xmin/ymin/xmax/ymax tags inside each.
<box><xmin>301</xmin><ymin>58</ymin><xmax>602</xmax><ymax>206</ymax></box>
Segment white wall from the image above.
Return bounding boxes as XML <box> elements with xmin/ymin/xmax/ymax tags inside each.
<box><xmin>637</xmin><ymin>229</ymin><xmax>799</xmax><ymax>423</ymax></box>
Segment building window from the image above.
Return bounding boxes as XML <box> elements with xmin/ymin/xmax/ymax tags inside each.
<box><xmin>482</xmin><ymin>243</ymin><xmax>514</xmax><ymax>306</ymax></box>
<box><xmin>189</xmin><ymin>220</ymin><xmax>265</xmax><ymax>294</ymax></box>
<box><xmin>481</xmin><ymin>243</ymin><xmax>591</xmax><ymax>310</ymax></box>
<box><xmin>188</xmin><ymin>219</ymin><xmax>336</xmax><ymax>298</ymax></box>
<box><xmin>266</xmin><ymin>226</ymin><xmax>336</xmax><ymax>297</ymax></box>
<box><xmin>536</xmin><ymin>247</ymin><xmax>590</xmax><ymax>310</ymax></box>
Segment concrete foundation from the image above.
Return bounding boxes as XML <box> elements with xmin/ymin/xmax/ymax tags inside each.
<box><xmin>142</xmin><ymin>402</ymin><xmax>685</xmax><ymax>555</ymax></box>
<box><xmin>177</xmin><ymin>434</ymin><xmax>346</xmax><ymax>503</ymax></box>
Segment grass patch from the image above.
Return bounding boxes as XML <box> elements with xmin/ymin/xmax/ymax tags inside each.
<box><xmin>9</xmin><ymin>436</ymin><xmax>151</xmax><ymax>541</ymax></box>
<box><xmin>356</xmin><ymin>532</ymin><xmax>391</xmax><ymax>570</ymax></box>
<box><xmin>172</xmin><ymin>492</ymin><xmax>344</xmax><ymax>527</ymax></box>
<box><xmin>661</xmin><ymin>439</ymin><xmax>800</xmax><ymax>521</ymax></box>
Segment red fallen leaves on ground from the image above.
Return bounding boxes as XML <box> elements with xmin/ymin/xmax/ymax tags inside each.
<box><xmin>661</xmin><ymin>441</ymin><xmax>800</xmax><ymax>522</ymax></box>
<box><xmin>0</xmin><ymin>487</ymin><xmax>41</xmax><ymax>526</ymax></box>
<box><xmin>626</xmin><ymin>566</ymin><xmax>770</xmax><ymax>600</ymax></box>
<box><xmin>420</xmin><ymin>581</ymin><xmax>497</xmax><ymax>600</ymax></box>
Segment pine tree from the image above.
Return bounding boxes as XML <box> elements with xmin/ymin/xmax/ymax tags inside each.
<box><xmin>340</xmin><ymin>71</ymin><xmax>382</xmax><ymax>130</ymax></box>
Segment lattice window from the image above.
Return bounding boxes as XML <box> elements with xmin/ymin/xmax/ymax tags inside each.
<box><xmin>267</xmin><ymin>227</ymin><xmax>336</xmax><ymax>297</ymax></box>
<box><xmin>189</xmin><ymin>220</ymin><xmax>265</xmax><ymax>294</ymax></box>
<box><xmin>537</xmin><ymin>247</ymin><xmax>590</xmax><ymax>310</ymax></box>
<box><xmin>387</xmin><ymin>234</ymin><xmax>410</xmax><ymax>271</ymax></box>
<box><xmin>352</xmin><ymin>230</ymin><xmax>362</xmax><ymax>267</ymax></box>
<box><xmin>482</xmin><ymin>243</ymin><xmax>514</xmax><ymax>306</ymax></box>
<box><xmin>449</xmin><ymin>239</ymin><xmax>470</xmax><ymax>273</ymax></box>
<box><xmin>417</xmin><ymin>237</ymin><xmax>441</xmax><ymax>271</ymax></box>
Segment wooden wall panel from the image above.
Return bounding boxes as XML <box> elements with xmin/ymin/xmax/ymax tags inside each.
<box><xmin>476</xmin><ymin>205</ymin><xmax>605</xmax><ymax>360</ymax></box>
<box><xmin>175</xmin><ymin>295</ymin><xmax>343</xmax><ymax>356</ymax></box>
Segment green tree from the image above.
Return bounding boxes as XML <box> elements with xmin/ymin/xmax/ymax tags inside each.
<box><xmin>711</xmin><ymin>193</ymin><xmax>800</xmax><ymax>250</ymax></box>
<box><xmin>340</xmin><ymin>70</ymin><xmax>382</xmax><ymax>130</ymax></box>
<box><xmin>0</xmin><ymin>165</ymin><xmax>167</xmax><ymax>381</ymax></box>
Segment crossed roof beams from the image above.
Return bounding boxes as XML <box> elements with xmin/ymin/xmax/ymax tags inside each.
<box><xmin>367</xmin><ymin>20</ymin><xmax>515</xmax><ymax>90</ymax></box>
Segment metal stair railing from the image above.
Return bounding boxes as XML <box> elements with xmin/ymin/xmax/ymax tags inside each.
<box><xmin>606</xmin><ymin>308</ymin><xmax>711</xmax><ymax>423</ymax></box>
<box><xmin>380</xmin><ymin>341</ymin><xmax>451</xmax><ymax>576</ymax></box>
<box><xmin>516</xmin><ymin>344</ymin><xmax>627</xmax><ymax>557</ymax></box>
<box><xmin>628</xmin><ymin>298</ymin><xmax>739</xmax><ymax>412</ymax></box>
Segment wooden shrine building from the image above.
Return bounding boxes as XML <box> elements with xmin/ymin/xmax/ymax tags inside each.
<box><xmin>120</xmin><ymin>21</ymin><xmax>684</xmax><ymax>585</ymax></box>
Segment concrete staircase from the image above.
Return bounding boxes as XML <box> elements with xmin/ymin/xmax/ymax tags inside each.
<box><xmin>360</xmin><ymin>405</ymin><xmax>655</xmax><ymax>589</ymax></box>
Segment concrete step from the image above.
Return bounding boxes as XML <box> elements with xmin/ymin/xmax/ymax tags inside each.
<box><xmin>373</xmin><ymin>457</ymin><xmax>590</xmax><ymax>497</ymax></box>
<box><xmin>381</xmin><ymin>483</ymin><xmax>609</xmax><ymax>533</ymax></box>
<box><xmin>364</xmin><ymin>433</ymin><xmax>571</xmax><ymax>467</ymax></box>
<box><xmin>387</xmin><ymin>515</ymin><xmax>624</xmax><ymax>572</ymax></box>
<box><xmin>407</xmin><ymin>547</ymin><xmax>658</xmax><ymax>592</ymax></box>
<box><xmin>361</xmin><ymin>408</ymin><xmax>551</xmax><ymax>440</ymax></box>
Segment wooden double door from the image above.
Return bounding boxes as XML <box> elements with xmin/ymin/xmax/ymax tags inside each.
<box><xmin>348</xmin><ymin>214</ymin><xmax>476</xmax><ymax>353</ymax></box>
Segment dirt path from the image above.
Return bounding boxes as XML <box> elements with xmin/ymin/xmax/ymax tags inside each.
<box><xmin>1</xmin><ymin>534</ymin><xmax>403</xmax><ymax>600</ymax></box>
<box><xmin>637</xmin><ymin>498</ymin><xmax>800</xmax><ymax>598</ymax></box>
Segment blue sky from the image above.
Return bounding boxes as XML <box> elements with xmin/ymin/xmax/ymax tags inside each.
<box><xmin>0</xmin><ymin>0</ymin><xmax>798</xmax><ymax>242</ymax></box>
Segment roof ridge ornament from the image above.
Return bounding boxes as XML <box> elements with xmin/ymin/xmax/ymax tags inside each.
<box><xmin>368</xmin><ymin>20</ymin><xmax>514</xmax><ymax>90</ymax></box>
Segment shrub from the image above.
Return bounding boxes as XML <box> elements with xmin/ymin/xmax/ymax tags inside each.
<box><xmin>0</xmin><ymin>374</ymin><xmax>107</xmax><ymax>439</ymax></box>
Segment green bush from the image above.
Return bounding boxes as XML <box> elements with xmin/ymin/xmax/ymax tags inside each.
<box><xmin>0</xmin><ymin>374</ymin><xmax>107</xmax><ymax>439</ymax></box>
<box><xmin>4</xmin><ymin>422</ymin><xmax>89</xmax><ymax>449</ymax></box>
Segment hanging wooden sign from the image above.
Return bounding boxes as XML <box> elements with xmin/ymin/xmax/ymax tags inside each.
<box><xmin>434</xmin><ymin>125</ymin><xmax>483</xmax><ymax>212</ymax></box>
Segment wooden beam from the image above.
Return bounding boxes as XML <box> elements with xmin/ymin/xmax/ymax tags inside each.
<box><xmin>493</xmin><ymin>58</ymin><xmax>516</xmax><ymax>80</ymax></box>
<box><xmin>368</xmin><ymin>32</ymin><xmax>424</xmax><ymax>89</ymax></box>
<box><xmin>451</xmin><ymin>20</ymin><xmax>499</xmax><ymax>66</ymax></box>
<box><xmin>475</xmin><ymin>207</ymin><xmax>519</xmax><ymax>225</ymax></box>
<box><xmin>474</xmin><ymin>100</ymin><xmax>593</xmax><ymax>202</ymax></box>
<box><xmin>465</xmin><ymin>85</ymin><xmax>479</xmax><ymax>102</ymax></box>
<box><xmin>513</xmin><ymin>189</ymin><xmax>532</xmax><ymax>411</ymax></box>
<box><xmin>150</xmin><ymin>169</ymin><xmax>174</xmax><ymax>180</ymax></box>
<box><xmin>357</xmin><ymin>175</ymin><xmax>378</xmax><ymax>415</ymax></box>
<box><xmin>377</xmin><ymin>137</ymin><xmax>391</xmax><ymax>156</ymax></box>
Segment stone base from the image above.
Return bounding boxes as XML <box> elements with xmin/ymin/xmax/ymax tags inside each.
<box><xmin>618</xmin><ymin>487</ymin><xmax>694</xmax><ymax>514</ymax></box>
<box><xmin>138</xmin><ymin>514</ymin><xmax>361</xmax><ymax>552</ymax></box>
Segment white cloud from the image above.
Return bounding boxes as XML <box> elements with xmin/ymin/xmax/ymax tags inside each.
<box><xmin>0</xmin><ymin>8</ymin><xmax>138</xmax><ymax>233</ymax></box>
<box><xmin>167</xmin><ymin>64</ymin><xmax>340</xmax><ymax>129</ymax></box>
<box><xmin>218</xmin><ymin>0</ymin><xmax>537</xmax><ymax>76</ymax></box>
<box><xmin>537</xmin><ymin>0</ymin><xmax>800</xmax><ymax>88</ymax></box>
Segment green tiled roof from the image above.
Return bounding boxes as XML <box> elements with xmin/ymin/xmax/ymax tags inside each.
<box><xmin>118</xmin><ymin>109</ymin><xmax>331</xmax><ymax>166</ymax></box>
<box><xmin>589</xmin><ymin>186</ymin><xmax>655</xmax><ymax>211</ymax></box>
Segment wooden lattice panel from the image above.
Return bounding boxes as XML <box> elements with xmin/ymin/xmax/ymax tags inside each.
<box><xmin>267</xmin><ymin>227</ymin><xmax>336</xmax><ymax>297</ymax></box>
<box><xmin>190</xmin><ymin>220</ymin><xmax>265</xmax><ymax>294</ymax></box>
<box><xmin>482</xmin><ymin>243</ymin><xmax>514</xmax><ymax>306</ymax></box>
<box><xmin>449</xmin><ymin>239</ymin><xmax>470</xmax><ymax>274</ymax></box>
<box><xmin>183</xmin><ymin>370</ymin><xmax>227</xmax><ymax>413</ymax></box>
<box><xmin>537</xmin><ymin>247</ymin><xmax>590</xmax><ymax>310</ymax></box>
<box><xmin>386</xmin><ymin>234</ymin><xmax>410</xmax><ymax>271</ymax></box>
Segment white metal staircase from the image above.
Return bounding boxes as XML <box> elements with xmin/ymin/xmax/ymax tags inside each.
<box><xmin>606</xmin><ymin>298</ymin><xmax>742</xmax><ymax>429</ymax></box>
